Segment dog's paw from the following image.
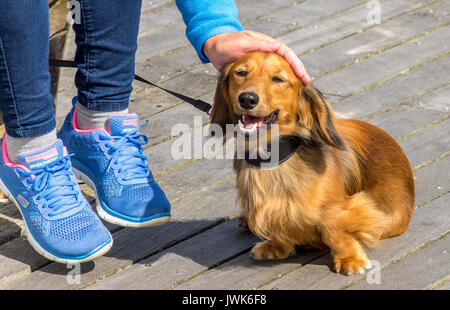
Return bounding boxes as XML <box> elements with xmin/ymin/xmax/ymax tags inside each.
<box><xmin>334</xmin><ymin>255</ymin><xmax>373</xmax><ymax>276</ymax></box>
<box><xmin>250</xmin><ymin>241</ymin><xmax>295</xmax><ymax>260</ymax></box>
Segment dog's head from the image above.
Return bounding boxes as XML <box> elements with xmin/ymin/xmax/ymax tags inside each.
<box><xmin>210</xmin><ymin>52</ymin><xmax>344</xmax><ymax>149</ymax></box>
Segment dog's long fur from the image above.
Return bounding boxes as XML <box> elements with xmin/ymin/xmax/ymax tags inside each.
<box><xmin>210</xmin><ymin>52</ymin><xmax>415</xmax><ymax>275</ymax></box>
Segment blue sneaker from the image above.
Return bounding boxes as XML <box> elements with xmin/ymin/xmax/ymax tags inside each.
<box><xmin>58</xmin><ymin>99</ymin><xmax>171</xmax><ymax>228</ymax></box>
<box><xmin>0</xmin><ymin>137</ymin><xmax>113</xmax><ymax>263</ymax></box>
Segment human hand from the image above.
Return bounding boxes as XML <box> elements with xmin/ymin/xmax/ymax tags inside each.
<box><xmin>203</xmin><ymin>30</ymin><xmax>311</xmax><ymax>85</ymax></box>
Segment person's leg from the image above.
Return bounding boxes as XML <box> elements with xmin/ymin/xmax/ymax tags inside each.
<box><xmin>0</xmin><ymin>0</ymin><xmax>57</xmax><ymax>162</ymax></box>
<box><xmin>72</xmin><ymin>0</ymin><xmax>142</xmax><ymax>130</ymax></box>
<box><xmin>59</xmin><ymin>0</ymin><xmax>171</xmax><ymax>227</ymax></box>
<box><xmin>0</xmin><ymin>0</ymin><xmax>112</xmax><ymax>263</ymax></box>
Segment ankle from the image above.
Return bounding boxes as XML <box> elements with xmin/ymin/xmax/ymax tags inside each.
<box><xmin>76</xmin><ymin>102</ymin><xmax>129</xmax><ymax>131</ymax></box>
<box><xmin>6</xmin><ymin>130</ymin><xmax>57</xmax><ymax>164</ymax></box>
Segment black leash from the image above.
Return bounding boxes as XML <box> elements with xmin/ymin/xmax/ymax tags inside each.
<box><xmin>50</xmin><ymin>59</ymin><xmax>305</xmax><ymax>169</ymax></box>
<box><xmin>49</xmin><ymin>59</ymin><xmax>213</xmax><ymax>115</ymax></box>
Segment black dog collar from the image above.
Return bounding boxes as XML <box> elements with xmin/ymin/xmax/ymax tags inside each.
<box><xmin>244</xmin><ymin>135</ymin><xmax>303</xmax><ymax>169</ymax></box>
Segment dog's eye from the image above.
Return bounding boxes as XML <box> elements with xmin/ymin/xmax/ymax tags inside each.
<box><xmin>272</xmin><ymin>76</ymin><xmax>285</xmax><ymax>83</ymax></box>
<box><xmin>236</xmin><ymin>71</ymin><xmax>248</xmax><ymax>77</ymax></box>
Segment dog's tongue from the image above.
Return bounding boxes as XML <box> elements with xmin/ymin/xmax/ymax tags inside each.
<box><xmin>108</xmin><ymin>114</ymin><xmax>139</xmax><ymax>136</ymax></box>
<box><xmin>244</xmin><ymin>115</ymin><xmax>264</xmax><ymax>128</ymax></box>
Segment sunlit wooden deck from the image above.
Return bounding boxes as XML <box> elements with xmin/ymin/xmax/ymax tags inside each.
<box><xmin>0</xmin><ymin>0</ymin><xmax>449</xmax><ymax>290</ymax></box>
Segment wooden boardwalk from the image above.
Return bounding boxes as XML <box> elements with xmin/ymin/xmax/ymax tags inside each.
<box><xmin>0</xmin><ymin>0</ymin><xmax>449</xmax><ymax>290</ymax></box>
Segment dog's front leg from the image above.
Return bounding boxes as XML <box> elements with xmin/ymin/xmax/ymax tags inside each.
<box><xmin>322</xmin><ymin>230</ymin><xmax>373</xmax><ymax>276</ymax></box>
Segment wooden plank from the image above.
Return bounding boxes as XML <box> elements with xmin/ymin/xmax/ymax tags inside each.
<box><xmin>236</xmin><ymin>0</ymin><xmax>303</xmax><ymax>23</ymax></box>
<box><xmin>413</xmin><ymin>156</ymin><xmax>450</xmax><ymax>207</ymax></box>
<box><xmin>243</xmin><ymin>0</ymin><xmax>364</xmax><ymax>38</ymax></box>
<box><xmin>85</xmin><ymin>218</ymin><xmax>259</xmax><ymax>290</ymax></box>
<box><xmin>399</xmin><ymin>119</ymin><xmax>449</xmax><ymax>170</ymax></box>
<box><xmin>49</xmin><ymin>0</ymin><xmax>69</xmax><ymax>105</ymax></box>
<box><xmin>2</xmin><ymin>168</ymin><xmax>237</xmax><ymax>289</ymax></box>
<box><xmin>0</xmin><ymin>202</ymin><xmax>24</xmax><ymax>248</ymax></box>
<box><xmin>332</xmin><ymin>56</ymin><xmax>450</xmax><ymax>120</ymax></box>
<box><xmin>0</xmin><ymin>218</ymin><xmax>21</xmax><ymax>247</ymax></box>
<box><xmin>347</xmin><ymin>235</ymin><xmax>450</xmax><ymax>290</ymax></box>
<box><xmin>437</xmin><ymin>279</ymin><xmax>450</xmax><ymax>290</ymax></box>
<box><xmin>138</xmin><ymin>1</ymin><xmax>183</xmax><ymax>38</ymax></box>
<box><xmin>312</xmin><ymin>25</ymin><xmax>450</xmax><ymax>95</ymax></box>
<box><xmin>132</xmin><ymin>0</ymin><xmax>365</xmax><ymax>88</ymax></box>
<box><xmin>301</xmin><ymin>0</ymin><xmax>450</xmax><ymax>78</ymax></box>
<box><xmin>258</xmin><ymin>193</ymin><xmax>449</xmax><ymax>290</ymax></box>
<box><xmin>369</xmin><ymin>88</ymin><xmax>450</xmax><ymax>141</ymax></box>
<box><xmin>0</xmin><ymin>237</ymin><xmax>48</xmax><ymax>288</ymax></box>
<box><xmin>141</xmin><ymin>0</ymin><xmax>172</xmax><ymax>13</ymax></box>
<box><xmin>175</xmin><ymin>249</ymin><xmax>325</xmax><ymax>290</ymax></box>
<box><xmin>134</xmin><ymin>0</ymin><xmax>310</xmax><ymax>64</ymax></box>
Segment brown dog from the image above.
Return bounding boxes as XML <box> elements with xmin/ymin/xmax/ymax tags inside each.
<box><xmin>210</xmin><ymin>52</ymin><xmax>415</xmax><ymax>275</ymax></box>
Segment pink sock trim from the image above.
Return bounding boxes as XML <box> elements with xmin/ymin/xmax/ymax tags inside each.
<box><xmin>2</xmin><ymin>136</ymin><xmax>31</xmax><ymax>172</ymax></box>
<box><xmin>72</xmin><ymin>105</ymin><xmax>109</xmax><ymax>135</ymax></box>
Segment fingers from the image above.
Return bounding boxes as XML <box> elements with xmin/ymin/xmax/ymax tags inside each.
<box><xmin>244</xmin><ymin>30</ymin><xmax>276</xmax><ymax>42</ymax></box>
<box><xmin>239</xmin><ymin>34</ymin><xmax>281</xmax><ymax>54</ymax></box>
<box><xmin>274</xmin><ymin>43</ymin><xmax>311</xmax><ymax>85</ymax></box>
<box><xmin>243</xmin><ymin>31</ymin><xmax>311</xmax><ymax>85</ymax></box>
<box><xmin>205</xmin><ymin>30</ymin><xmax>312</xmax><ymax>85</ymax></box>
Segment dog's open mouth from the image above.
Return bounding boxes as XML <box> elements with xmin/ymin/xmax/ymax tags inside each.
<box><xmin>237</xmin><ymin>110</ymin><xmax>279</xmax><ymax>133</ymax></box>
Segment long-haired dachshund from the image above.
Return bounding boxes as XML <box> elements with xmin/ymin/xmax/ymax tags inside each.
<box><xmin>210</xmin><ymin>52</ymin><xmax>415</xmax><ymax>275</ymax></box>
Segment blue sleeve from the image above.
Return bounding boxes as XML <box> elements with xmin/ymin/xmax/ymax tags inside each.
<box><xmin>175</xmin><ymin>0</ymin><xmax>244</xmax><ymax>63</ymax></box>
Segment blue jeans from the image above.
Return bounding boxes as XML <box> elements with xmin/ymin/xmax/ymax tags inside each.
<box><xmin>0</xmin><ymin>0</ymin><xmax>142</xmax><ymax>138</ymax></box>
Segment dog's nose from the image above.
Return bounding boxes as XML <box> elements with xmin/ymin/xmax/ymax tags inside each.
<box><xmin>238</xmin><ymin>92</ymin><xmax>259</xmax><ymax>109</ymax></box>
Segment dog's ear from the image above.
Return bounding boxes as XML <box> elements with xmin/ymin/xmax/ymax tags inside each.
<box><xmin>210</xmin><ymin>64</ymin><xmax>235</xmax><ymax>133</ymax></box>
<box><xmin>299</xmin><ymin>85</ymin><xmax>345</xmax><ymax>149</ymax></box>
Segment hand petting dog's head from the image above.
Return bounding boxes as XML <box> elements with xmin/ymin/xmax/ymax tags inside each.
<box><xmin>210</xmin><ymin>52</ymin><xmax>343</xmax><ymax>149</ymax></box>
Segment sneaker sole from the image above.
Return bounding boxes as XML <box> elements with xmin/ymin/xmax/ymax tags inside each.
<box><xmin>0</xmin><ymin>177</ymin><xmax>113</xmax><ymax>264</ymax></box>
<box><xmin>72</xmin><ymin>168</ymin><xmax>171</xmax><ymax>228</ymax></box>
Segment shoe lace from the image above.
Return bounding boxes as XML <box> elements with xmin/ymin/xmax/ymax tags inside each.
<box><xmin>99</xmin><ymin>120</ymin><xmax>150</xmax><ymax>181</ymax></box>
<box><xmin>19</xmin><ymin>155</ymin><xmax>83</xmax><ymax>217</ymax></box>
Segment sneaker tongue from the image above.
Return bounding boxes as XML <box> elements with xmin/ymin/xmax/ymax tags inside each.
<box><xmin>17</xmin><ymin>139</ymin><xmax>65</xmax><ymax>170</ymax></box>
<box><xmin>108</xmin><ymin>114</ymin><xmax>139</xmax><ymax>136</ymax></box>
